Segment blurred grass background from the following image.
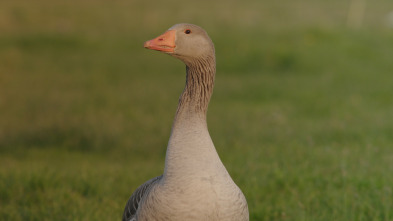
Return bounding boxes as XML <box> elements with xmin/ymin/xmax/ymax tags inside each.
<box><xmin>1</xmin><ymin>0</ymin><xmax>393</xmax><ymax>220</ymax></box>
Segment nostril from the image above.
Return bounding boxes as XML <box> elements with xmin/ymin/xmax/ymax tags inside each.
<box><xmin>158</xmin><ymin>38</ymin><xmax>164</xmax><ymax>41</ymax></box>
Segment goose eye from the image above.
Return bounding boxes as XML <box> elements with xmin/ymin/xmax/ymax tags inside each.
<box><xmin>184</xmin><ymin>29</ymin><xmax>191</xmax><ymax>34</ymax></box>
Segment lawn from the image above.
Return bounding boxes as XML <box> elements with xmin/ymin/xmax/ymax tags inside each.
<box><xmin>1</xmin><ymin>0</ymin><xmax>393</xmax><ymax>220</ymax></box>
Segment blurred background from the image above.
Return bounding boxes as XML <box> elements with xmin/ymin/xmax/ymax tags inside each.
<box><xmin>1</xmin><ymin>0</ymin><xmax>393</xmax><ymax>220</ymax></box>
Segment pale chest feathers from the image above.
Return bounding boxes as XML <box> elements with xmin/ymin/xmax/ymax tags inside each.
<box><xmin>136</xmin><ymin>176</ymin><xmax>249</xmax><ymax>221</ymax></box>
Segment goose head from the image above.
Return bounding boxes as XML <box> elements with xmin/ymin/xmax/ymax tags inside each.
<box><xmin>144</xmin><ymin>23</ymin><xmax>215</xmax><ymax>65</ymax></box>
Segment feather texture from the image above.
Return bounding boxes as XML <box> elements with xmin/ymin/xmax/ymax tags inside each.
<box><xmin>122</xmin><ymin>176</ymin><xmax>163</xmax><ymax>221</ymax></box>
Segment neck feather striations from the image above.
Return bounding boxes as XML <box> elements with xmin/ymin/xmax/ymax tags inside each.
<box><xmin>176</xmin><ymin>55</ymin><xmax>216</xmax><ymax>119</ymax></box>
<box><xmin>163</xmin><ymin>55</ymin><xmax>224</xmax><ymax>182</ymax></box>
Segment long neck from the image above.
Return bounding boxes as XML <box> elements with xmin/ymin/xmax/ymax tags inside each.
<box><xmin>163</xmin><ymin>55</ymin><xmax>226</xmax><ymax>182</ymax></box>
<box><xmin>176</xmin><ymin>55</ymin><xmax>216</xmax><ymax>120</ymax></box>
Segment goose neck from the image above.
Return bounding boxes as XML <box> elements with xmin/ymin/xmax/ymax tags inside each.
<box><xmin>176</xmin><ymin>56</ymin><xmax>216</xmax><ymax>119</ymax></box>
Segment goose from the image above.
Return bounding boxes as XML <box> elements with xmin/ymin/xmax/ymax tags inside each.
<box><xmin>122</xmin><ymin>23</ymin><xmax>249</xmax><ymax>221</ymax></box>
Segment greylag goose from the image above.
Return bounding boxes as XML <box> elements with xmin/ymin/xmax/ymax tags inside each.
<box><xmin>122</xmin><ymin>23</ymin><xmax>249</xmax><ymax>221</ymax></box>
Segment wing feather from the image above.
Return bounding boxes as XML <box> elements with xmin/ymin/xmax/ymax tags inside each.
<box><xmin>122</xmin><ymin>175</ymin><xmax>162</xmax><ymax>221</ymax></box>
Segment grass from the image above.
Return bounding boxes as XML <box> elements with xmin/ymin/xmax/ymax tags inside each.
<box><xmin>1</xmin><ymin>0</ymin><xmax>393</xmax><ymax>220</ymax></box>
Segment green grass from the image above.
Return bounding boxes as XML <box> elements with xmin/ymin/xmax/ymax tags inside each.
<box><xmin>1</xmin><ymin>0</ymin><xmax>393</xmax><ymax>220</ymax></box>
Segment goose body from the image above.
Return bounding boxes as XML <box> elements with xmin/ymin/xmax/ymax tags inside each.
<box><xmin>123</xmin><ymin>23</ymin><xmax>249</xmax><ymax>221</ymax></box>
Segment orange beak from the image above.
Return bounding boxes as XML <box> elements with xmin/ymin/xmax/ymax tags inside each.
<box><xmin>144</xmin><ymin>30</ymin><xmax>176</xmax><ymax>53</ymax></box>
